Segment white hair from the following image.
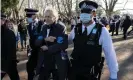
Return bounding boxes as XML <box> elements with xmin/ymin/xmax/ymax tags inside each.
<box><xmin>44</xmin><ymin>6</ymin><xmax>59</xmax><ymax>21</ymax></box>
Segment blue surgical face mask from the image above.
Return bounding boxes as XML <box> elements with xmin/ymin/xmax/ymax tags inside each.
<box><xmin>27</xmin><ymin>18</ymin><xmax>33</xmax><ymax>23</ymax></box>
<box><xmin>80</xmin><ymin>13</ymin><xmax>92</xmax><ymax>23</ymax></box>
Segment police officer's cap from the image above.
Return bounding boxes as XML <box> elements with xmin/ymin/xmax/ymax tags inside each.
<box><xmin>25</xmin><ymin>8</ymin><xmax>38</xmax><ymax>17</ymax></box>
<box><xmin>1</xmin><ymin>13</ymin><xmax>7</xmax><ymax>19</ymax></box>
<box><xmin>79</xmin><ymin>1</ymin><xmax>98</xmax><ymax>13</ymax></box>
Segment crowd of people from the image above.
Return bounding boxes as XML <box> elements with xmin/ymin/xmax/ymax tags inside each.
<box><xmin>1</xmin><ymin>0</ymin><xmax>133</xmax><ymax>80</ymax></box>
<box><xmin>70</xmin><ymin>14</ymin><xmax>133</xmax><ymax>39</ymax></box>
<box><xmin>99</xmin><ymin>15</ymin><xmax>133</xmax><ymax>39</ymax></box>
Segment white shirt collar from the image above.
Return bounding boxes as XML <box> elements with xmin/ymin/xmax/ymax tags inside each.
<box><xmin>82</xmin><ymin>21</ymin><xmax>96</xmax><ymax>35</ymax></box>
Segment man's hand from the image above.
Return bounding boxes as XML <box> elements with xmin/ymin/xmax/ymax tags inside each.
<box><xmin>44</xmin><ymin>36</ymin><xmax>56</xmax><ymax>42</ymax></box>
<box><xmin>41</xmin><ymin>45</ymin><xmax>48</xmax><ymax>51</ymax></box>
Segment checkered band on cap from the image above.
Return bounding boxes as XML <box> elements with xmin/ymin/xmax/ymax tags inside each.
<box><xmin>81</xmin><ymin>3</ymin><xmax>96</xmax><ymax>10</ymax></box>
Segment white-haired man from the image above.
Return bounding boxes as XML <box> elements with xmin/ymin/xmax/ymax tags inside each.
<box><xmin>35</xmin><ymin>7</ymin><xmax>69</xmax><ymax>80</ymax></box>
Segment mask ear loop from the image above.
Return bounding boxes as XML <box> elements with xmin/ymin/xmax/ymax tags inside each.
<box><xmin>90</xmin><ymin>12</ymin><xmax>94</xmax><ymax>21</ymax></box>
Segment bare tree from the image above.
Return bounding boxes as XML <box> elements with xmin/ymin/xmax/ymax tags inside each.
<box><xmin>54</xmin><ymin>0</ymin><xmax>73</xmax><ymax>19</ymax></box>
<box><xmin>17</xmin><ymin>0</ymin><xmax>80</xmax><ymax>19</ymax></box>
<box><xmin>99</xmin><ymin>0</ymin><xmax>118</xmax><ymax>17</ymax></box>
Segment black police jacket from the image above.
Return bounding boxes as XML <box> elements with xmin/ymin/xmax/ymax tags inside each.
<box><xmin>71</xmin><ymin>23</ymin><xmax>103</xmax><ymax>66</ymax></box>
<box><xmin>27</xmin><ymin>22</ymin><xmax>39</xmax><ymax>49</ymax></box>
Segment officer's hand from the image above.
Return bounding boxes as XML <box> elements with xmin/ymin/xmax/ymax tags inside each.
<box><xmin>41</xmin><ymin>45</ymin><xmax>48</xmax><ymax>51</ymax></box>
<box><xmin>45</xmin><ymin>36</ymin><xmax>56</xmax><ymax>42</ymax></box>
<box><xmin>109</xmin><ymin>77</ymin><xmax>117</xmax><ymax>80</ymax></box>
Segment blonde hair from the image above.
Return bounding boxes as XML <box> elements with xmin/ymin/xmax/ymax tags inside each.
<box><xmin>44</xmin><ymin>7</ymin><xmax>59</xmax><ymax>21</ymax></box>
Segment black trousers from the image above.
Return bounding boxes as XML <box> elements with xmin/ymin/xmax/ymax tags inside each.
<box><xmin>115</xmin><ymin>26</ymin><xmax>119</xmax><ymax>35</ymax></box>
<box><xmin>1</xmin><ymin>61</ymin><xmax>20</xmax><ymax>80</ymax></box>
<box><xmin>111</xmin><ymin>25</ymin><xmax>115</xmax><ymax>36</ymax></box>
<box><xmin>68</xmin><ymin>60</ymin><xmax>96</xmax><ymax>80</ymax></box>
<box><xmin>123</xmin><ymin>28</ymin><xmax>129</xmax><ymax>39</ymax></box>
<box><xmin>20</xmin><ymin>34</ymin><xmax>27</xmax><ymax>49</ymax></box>
<box><xmin>26</xmin><ymin>49</ymin><xmax>38</xmax><ymax>80</ymax></box>
<box><xmin>38</xmin><ymin>53</ymin><xmax>68</xmax><ymax>80</ymax></box>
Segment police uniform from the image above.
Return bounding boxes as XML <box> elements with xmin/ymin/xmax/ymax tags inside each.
<box><xmin>115</xmin><ymin>15</ymin><xmax>120</xmax><ymax>35</ymax></box>
<box><xmin>110</xmin><ymin>16</ymin><xmax>120</xmax><ymax>36</ymax></box>
<box><xmin>25</xmin><ymin>8</ymin><xmax>40</xmax><ymax>80</ymax></box>
<box><xmin>122</xmin><ymin>15</ymin><xmax>132</xmax><ymax>39</ymax></box>
<box><xmin>68</xmin><ymin>1</ymin><xmax>118</xmax><ymax>80</ymax></box>
<box><xmin>110</xmin><ymin>18</ymin><xmax>116</xmax><ymax>36</ymax></box>
<box><xmin>35</xmin><ymin>22</ymin><xmax>69</xmax><ymax>80</ymax></box>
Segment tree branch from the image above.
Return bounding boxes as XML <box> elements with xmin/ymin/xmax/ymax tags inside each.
<box><xmin>103</xmin><ymin>0</ymin><xmax>108</xmax><ymax>10</ymax></box>
<box><xmin>99</xmin><ymin>5</ymin><xmax>106</xmax><ymax>11</ymax></box>
<box><xmin>123</xmin><ymin>0</ymin><xmax>129</xmax><ymax>10</ymax></box>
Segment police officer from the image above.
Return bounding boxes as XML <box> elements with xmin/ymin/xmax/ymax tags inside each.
<box><xmin>115</xmin><ymin>15</ymin><xmax>120</xmax><ymax>35</ymax></box>
<box><xmin>68</xmin><ymin>1</ymin><xmax>118</xmax><ymax>80</ymax></box>
<box><xmin>35</xmin><ymin>7</ymin><xmax>68</xmax><ymax>80</ymax></box>
<box><xmin>122</xmin><ymin>15</ymin><xmax>132</xmax><ymax>39</ymax></box>
<box><xmin>110</xmin><ymin>16</ymin><xmax>116</xmax><ymax>36</ymax></box>
<box><xmin>18</xmin><ymin>19</ymin><xmax>27</xmax><ymax>49</ymax></box>
<box><xmin>24</xmin><ymin>8</ymin><xmax>40</xmax><ymax>80</ymax></box>
<box><xmin>1</xmin><ymin>13</ymin><xmax>20</xmax><ymax>80</ymax></box>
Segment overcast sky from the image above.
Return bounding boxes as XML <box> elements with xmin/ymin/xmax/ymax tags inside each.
<box><xmin>108</xmin><ymin>0</ymin><xmax>133</xmax><ymax>14</ymax></box>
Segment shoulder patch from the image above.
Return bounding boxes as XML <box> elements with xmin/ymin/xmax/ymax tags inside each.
<box><xmin>57</xmin><ymin>36</ymin><xmax>63</xmax><ymax>43</ymax></box>
<box><xmin>38</xmin><ymin>36</ymin><xmax>43</xmax><ymax>40</ymax></box>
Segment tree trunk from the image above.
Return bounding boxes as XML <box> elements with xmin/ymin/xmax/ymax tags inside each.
<box><xmin>56</xmin><ymin>0</ymin><xmax>61</xmax><ymax>14</ymax></box>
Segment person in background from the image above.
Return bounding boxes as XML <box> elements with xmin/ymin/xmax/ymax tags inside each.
<box><xmin>12</xmin><ymin>20</ymin><xmax>19</xmax><ymax>50</ymax></box>
<box><xmin>77</xmin><ymin>16</ymin><xmax>81</xmax><ymax>24</ymax></box>
<box><xmin>128</xmin><ymin>18</ymin><xmax>133</xmax><ymax>35</ymax></box>
<box><xmin>122</xmin><ymin>15</ymin><xmax>132</xmax><ymax>39</ymax></box>
<box><xmin>115</xmin><ymin>15</ymin><xmax>120</xmax><ymax>35</ymax></box>
<box><xmin>58</xmin><ymin>18</ymin><xmax>66</xmax><ymax>29</ymax></box>
<box><xmin>71</xmin><ymin>17</ymin><xmax>76</xmax><ymax>30</ymax></box>
<box><xmin>92</xmin><ymin>10</ymin><xmax>99</xmax><ymax>23</ymax></box>
<box><xmin>100</xmin><ymin>17</ymin><xmax>108</xmax><ymax>26</ymax></box>
<box><xmin>6</xmin><ymin>20</ymin><xmax>14</xmax><ymax>31</ymax></box>
<box><xmin>110</xmin><ymin>17</ymin><xmax>116</xmax><ymax>36</ymax></box>
<box><xmin>6</xmin><ymin>20</ymin><xmax>20</xmax><ymax>63</ymax></box>
<box><xmin>18</xmin><ymin>19</ymin><xmax>27</xmax><ymax>50</ymax></box>
<box><xmin>1</xmin><ymin>13</ymin><xmax>20</xmax><ymax>80</ymax></box>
